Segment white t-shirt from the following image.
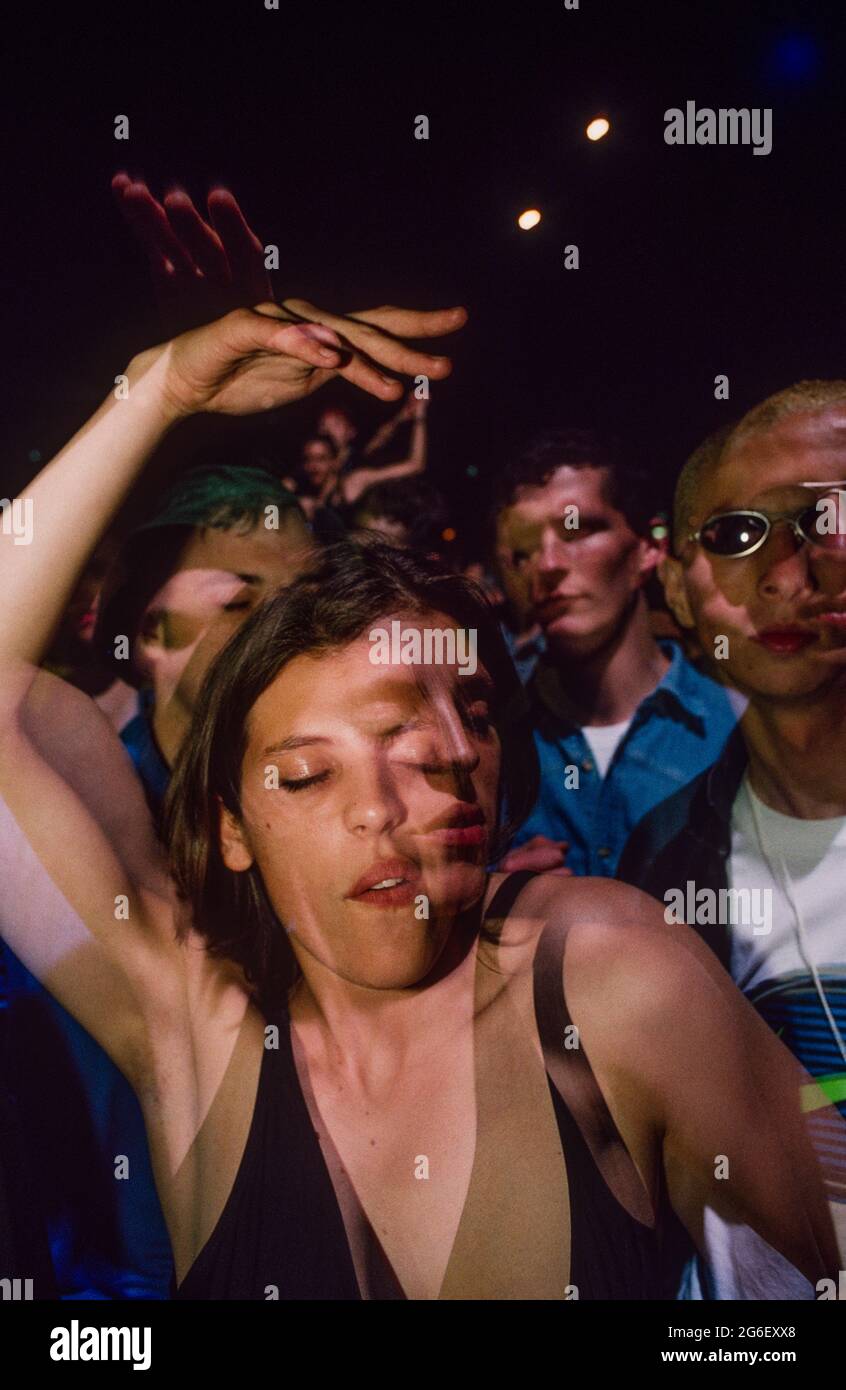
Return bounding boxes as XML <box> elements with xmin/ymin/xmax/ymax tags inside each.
<box><xmin>582</xmin><ymin>718</ymin><xmax>632</xmax><ymax>779</ymax></box>
<box><xmin>728</xmin><ymin>777</ymin><xmax>846</xmax><ymax>994</ymax></box>
<box><xmin>683</xmin><ymin>776</ymin><xmax>846</xmax><ymax>1299</ymax></box>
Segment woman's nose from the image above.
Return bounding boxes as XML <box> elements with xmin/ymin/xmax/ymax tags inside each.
<box><xmin>343</xmin><ymin>761</ymin><xmax>407</xmax><ymax>836</ymax></box>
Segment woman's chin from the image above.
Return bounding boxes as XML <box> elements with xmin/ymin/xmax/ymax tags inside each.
<box><xmin>308</xmin><ymin>917</ymin><xmax>454</xmax><ymax>992</ymax></box>
<box><xmin>337</xmin><ymin>949</ymin><xmax>447</xmax><ymax>992</ymax></box>
<box><xmin>286</xmin><ymin>864</ymin><xmax>489</xmax><ymax>991</ymax></box>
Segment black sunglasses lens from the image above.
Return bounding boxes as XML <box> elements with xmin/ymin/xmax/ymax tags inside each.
<box><xmin>700</xmin><ymin>513</ymin><xmax>767</xmax><ymax>555</ymax></box>
<box><xmin>797</xmin><ymin>503</ymin><xmax>846</xmax><ymax>550</ymax></box>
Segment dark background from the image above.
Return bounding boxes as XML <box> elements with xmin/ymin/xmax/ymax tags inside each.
<box><xmin>4</xmin><ymin>0</ymin><xmax>846</xmax><ymax>556</ymax></box>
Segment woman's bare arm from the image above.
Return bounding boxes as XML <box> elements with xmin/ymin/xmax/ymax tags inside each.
<box><xmin>556</xmin><ymin>878</ymin><xmax>839</xmax><ymax>1285</ymax></box>
<box><xmin>0</xmin><ymin>351</ymin><xmax>195</xmax><ymax>1074</ymax></box>
<box><xmin>0</xmin><ymin>670</ymin><xmax>178</xmax><ymax>1076</ymax></box>
<box><xmin>0</xmin><ymin>299</ymin><xmax>465</xmax><ymax>1074</ymax></box>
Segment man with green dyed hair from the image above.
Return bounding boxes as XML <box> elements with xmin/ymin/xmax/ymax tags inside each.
<box><xmin>94</xmin><ymin>463</ymin><xmax>315</xmax><ymax>811</ymax></box>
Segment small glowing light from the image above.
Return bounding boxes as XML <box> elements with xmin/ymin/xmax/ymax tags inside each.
<box><xmin>518</xmin><ymin>208</ymin><xmax>542</xmax><ymax>231</ymax></box>
<box><xmin>467</xmin><ymin>465</ymin><xmax>479</xmax><ymax>478</ymax></box>
<box><xmin>29</xmin><ymin>449</ymin><xmax>41</xmax><ymax>464</ymax></box>
<box><xmin>586</xmin><ymin>116</ymin><xmax>610</xmax><ymax>142</ymax></box>
<box><xmin>441</xmin><ymin>527</ymin><xmax>457</xmax><ymax>542</ymax></box>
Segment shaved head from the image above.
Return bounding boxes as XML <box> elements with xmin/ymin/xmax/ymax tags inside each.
<box><xmin>673</xmin><ymin>380</ymin><xmax>846</xmax><ymax>553</ymax></box>
<box><xmin>672</xmin><ymin>424</ymin><xmax>736</xmax><ymax>555</ymax></box>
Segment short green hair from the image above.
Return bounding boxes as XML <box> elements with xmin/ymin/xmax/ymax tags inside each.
<box><xmin>133</xmin><ymin>463</ymin><xmax>303</xmax><ymax>534</ymax></box>
<box><xmin>673</xmin><ymin>380</ymin><xmax>846</xmax><ymax>554</ymax></box>
<box><xmin>94</xmin><ymin>465</ymin><xmax>307</xmax><ymax>686</ymax></box>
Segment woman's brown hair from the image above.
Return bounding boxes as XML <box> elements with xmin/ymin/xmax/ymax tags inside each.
<box><xmin>164</xmin><ymin>540</ymin><xmax>539</xmax><ymax>1014</ymax></box>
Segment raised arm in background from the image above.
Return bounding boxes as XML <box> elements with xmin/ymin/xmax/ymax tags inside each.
<box><xmin>337</xmin><ymin>395</ymin><xmax>429</xmax><ymax>507</ymax></box>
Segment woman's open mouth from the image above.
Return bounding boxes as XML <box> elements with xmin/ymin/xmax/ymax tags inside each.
<box><xmin>346</xmin><ymin>858</ymin><xmax>422</xmax><ymax>908</ymax></box>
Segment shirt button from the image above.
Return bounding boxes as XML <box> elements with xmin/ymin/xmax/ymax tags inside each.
<box><xmin>597</xmin><ymin>847</ymin><xmax>611</xmax><ymax>859</ymax></box>
<box><xmin>581</xmin><ymin>758</ymin><xmax>594</xmax><ymax>773</ymax></box>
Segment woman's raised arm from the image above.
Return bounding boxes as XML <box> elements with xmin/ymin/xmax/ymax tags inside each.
<box><xmin>0</xmin><ymin>298</ymin><xmax>466</xmax><ymax>1075</ymax></box>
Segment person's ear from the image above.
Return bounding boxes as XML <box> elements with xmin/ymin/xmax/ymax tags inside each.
<box><xmin>635</xmin><ymin>515</ymin><xmax>669</xmax><ymax>582</ymax></box>
<box><xmin>659</xmin><ymin>554</ymin><xmax>696</xmax><ymax>630</ymax></box>
<box><xmin>218</xmin><ymin>797</ymin><xmax>254</xmax><ymax>872</ymax></box>
<box><xmin>648</xmin><ymin>513</ymin><xmax>671</xmax><ymax>560</ymax></box>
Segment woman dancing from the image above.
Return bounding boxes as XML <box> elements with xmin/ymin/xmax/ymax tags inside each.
<box><xmin>0</xmin><ymin>297</ymin><xmax>838</xmax><ymax>1298</ymax></box>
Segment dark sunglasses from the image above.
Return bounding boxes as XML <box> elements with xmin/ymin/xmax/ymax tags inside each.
<box><xmin>690</xmin><ymin>504</ymin><xmax>846</xmax><ymax>558</ymax></box>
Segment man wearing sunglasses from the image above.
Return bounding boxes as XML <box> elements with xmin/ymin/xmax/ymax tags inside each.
<box><xmin>618</xmin><ymin>383</ymin><xmax>846</xmax><ymax>1296</ymax></box>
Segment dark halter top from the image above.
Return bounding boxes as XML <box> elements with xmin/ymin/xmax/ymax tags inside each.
<box><xmin>175</xmin><ymin>872</ymin><xmax>687</xmax><ymax>1300</ymax></box>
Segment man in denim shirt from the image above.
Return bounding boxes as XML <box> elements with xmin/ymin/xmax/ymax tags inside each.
<box><xmin>494</xmin><ymin>428</ymin><xmax>738</xmax><ymax>877</ymax></box>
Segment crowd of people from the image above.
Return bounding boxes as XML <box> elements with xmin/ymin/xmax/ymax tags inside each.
<box><xmin>0</xmin><ymin>177</ymin><xmax>844</xmax><ymax>1302</ymax></box>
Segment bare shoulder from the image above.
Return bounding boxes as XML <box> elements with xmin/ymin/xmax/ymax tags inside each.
<box><xmin>501</xmin><ymin>871</ymin><xmax>730</xmax><ymax>1023</ymax></box>
<box><xmin>497</xmin><ymin>870</ymin><xmax>671</xmax><ymax>951</ymax></box>
<box><xmin>489</xmin><ymin>867</ymin><xmax>659</xmax><ymax>935</ymax></box>
<box><xmin>529</xmin><ymin>872</ymin><xmax>665</xmax><ymax>932</ymax></box>
<box><xmin>493</xmin><ymin>873</ymin><xmax>731</xmax><ymax>1179</ymax></box>
<box><xmin>515</xmin><ymin>874</ymin><xmax>763</xmax><ymax>1140</ymax></box>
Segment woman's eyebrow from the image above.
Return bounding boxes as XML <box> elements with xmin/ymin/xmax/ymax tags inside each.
<box><xmin>259</xmin><ymin>679</ymin><xmax>495</xmax><ymax>758</ymax></box>
<box><xmin>261</xmin><ymin>734</ymin><xmax>331</xmax><ymax>756</ymax></box>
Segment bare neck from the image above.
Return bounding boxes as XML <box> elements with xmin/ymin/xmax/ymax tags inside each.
<box><xmin>288</xmin><ymin>900</ymin><xmax>484</xmax><ymax>1091</ymax></box>
<box><xmin>741</xmin><ymin>692</ymin><xmax>846</xmax><ymax>819</ymax></box>
<box><xmin>542</xmin><ymin>595</ymin><xmax>670</xmax><ymax>726</ymax></box>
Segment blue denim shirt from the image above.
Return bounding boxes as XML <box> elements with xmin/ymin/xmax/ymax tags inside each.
<box><xmin>120</xmin><ymin>688</ymin><xmax>169</xmax><ymax>823</ymax></box>
<box><xmin>510</xmin><ymin>642</ymin><xmax>738</xmax><ymax>877</ymax></box>
<box><xmin>501</xmin><ymin>623</ymin><xmax>546</xmax><ymax>686</ymax></box>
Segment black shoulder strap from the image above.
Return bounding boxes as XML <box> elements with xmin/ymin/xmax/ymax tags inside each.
<box><xmin>532</xmin><ymin>917</ymin><xmax>658</xmax><ymax>1226</ymax></box>
<box><xmin>482</xmin><ymin>870</ymin><xmax>536</xmax><ymax>929</ymax></box>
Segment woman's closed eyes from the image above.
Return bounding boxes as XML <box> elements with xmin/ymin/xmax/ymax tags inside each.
<box><xmin>273</xmin><ymin>705</ymin><xmax>494</xmax><ymax>795</ymax></box>
<box><xmin>280</xmin><ymin>771</ymin><xmax>331</xmax><ymax>793</ymax></box>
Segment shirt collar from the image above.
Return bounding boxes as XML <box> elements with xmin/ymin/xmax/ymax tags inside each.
<box><xmin>532</xmin><ymin>639</ymin><xmax>709</xmax><ymax>734</ymax></box>
<box><xmin>512</xmin><ymin>627</ymin><xmax>546</xmax><ymax>661</ymax></box>
<box><xmin>638</xmin><ymin>640</ymin><xmax>710</xmax><ymax>731</ymax></box>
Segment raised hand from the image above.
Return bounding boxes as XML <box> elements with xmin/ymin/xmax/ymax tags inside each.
<box><xmin>112</xmin><ymin>176</ymin><xmax>272</xmax><ymax>330</ymax></box>
<box><xmin>498</xmin><ymin>834</ymin><xmax>572</xmax><ymax>876</ymax></box>
<box><xmin>158</xmin><ymin>300</ymin><xmax>467</xmax><ymax>420</ymax></box>
<box><xmin>392</xmin><ymin>391</ymin><xmax>428</xmax><ymax>424</ymax></box>
<box><xmin>393</xmin><ymin>392</ymin><xmax>418</xmax><ymax>424</ymax></box>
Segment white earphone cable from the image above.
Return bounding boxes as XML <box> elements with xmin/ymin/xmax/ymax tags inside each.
<box><xmin>746</xmin><ymin>780</ymin><xmax>846</xmax><ymax>1069</ymax></box>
